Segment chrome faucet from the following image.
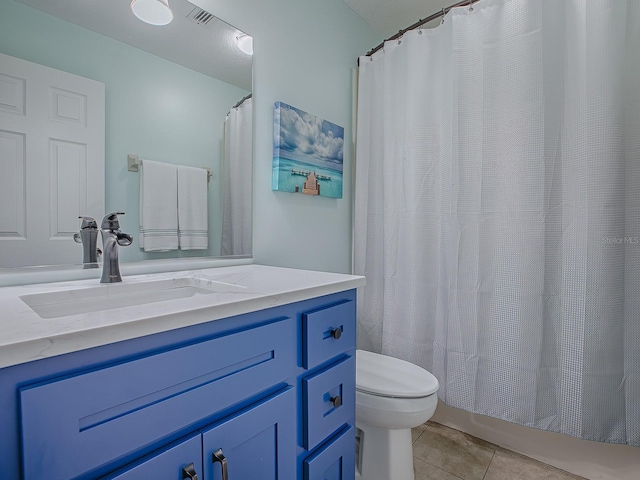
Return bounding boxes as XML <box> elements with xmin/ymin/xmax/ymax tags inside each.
<box><xmin>73</xmin><ymin>216</ymin><xmax>101</xmax><ymax>268</ymax></box>
<box><xmin>100</xmin><ymin>212</ymin><xmax>133</xmax><ymax>283</ymax></box>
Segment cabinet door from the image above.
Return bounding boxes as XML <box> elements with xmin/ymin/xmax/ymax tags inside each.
<box><xmin>101</xmin><ymin>434</ymin><xmax>202</xmax><ymax>480</ymax></box>
<box><xmin>202</xmin><ymin>388</ymin><xmax>296</xmax><ymax>480</ymax></box>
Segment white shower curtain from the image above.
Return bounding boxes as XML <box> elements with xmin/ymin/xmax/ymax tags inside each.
<box><xmin>221</xmin><ymin>97</ymin><xmax>253</xmax><ymax>256</ymax></box>
<box><xmin>354</xmin><ymin>0</ymin><xmax>640</xmax><ymax>445</ymax></box>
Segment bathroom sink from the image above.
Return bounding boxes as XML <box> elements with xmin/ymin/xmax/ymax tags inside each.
<box><xmin>19</xmin><ymin>277</ymin><xmax>247</xmax><ymax>319</ymax></box>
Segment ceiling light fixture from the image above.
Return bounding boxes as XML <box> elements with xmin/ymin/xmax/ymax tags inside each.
<box><xmin>236</xmin><ymin>34</ymin><xmax>254</xmax><ymax>55</ymax></box>
<box><xmin>130</xmin><ymin>0</ymin><xmax>174</xmax><ymax>26</ymax></box>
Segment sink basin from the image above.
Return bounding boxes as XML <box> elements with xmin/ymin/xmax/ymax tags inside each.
<box><xmin>19</xmin><ymin>277</ymin><xmax>247</xmax><ymax>319</ymax></box>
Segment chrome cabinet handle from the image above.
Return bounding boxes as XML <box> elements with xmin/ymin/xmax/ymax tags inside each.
<box><xmin>330</xmin><ymin>395</ymin><xmax>342</xmax><ymax>408</ymax></box>
<box><xmin>181</xmin><ymin>463</ymin><xmax>198</xmax><ymax>480</ymax></box>
<box><xmin>330</xmin><ymin>328</ymin><xmax>342</xmax><ymax>339</ymax></box>
<box><xmin>212</xmin><ymin>448</ymin><xmax>229</xmax><ymax>480</ymax></box>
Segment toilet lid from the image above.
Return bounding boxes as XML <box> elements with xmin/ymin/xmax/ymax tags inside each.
<box><xmin>356</xmin><ymin>350</ymin><xmax>439</xmax><ymax>398</ymax></box>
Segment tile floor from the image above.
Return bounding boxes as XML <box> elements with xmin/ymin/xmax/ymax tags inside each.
<box><xmin>411</xmin><ymin>422</ymin><xmax>587</xmax><ymax>480</ymax></box>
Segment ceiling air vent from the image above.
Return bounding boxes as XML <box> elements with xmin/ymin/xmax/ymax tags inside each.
<box><xmin>187</xmin><ymin>7</ymin><xmax>215</xmax><ymax>26</ymax></box>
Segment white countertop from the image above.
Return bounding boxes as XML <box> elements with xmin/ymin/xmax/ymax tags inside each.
<box><xmin>0</xmin><ymin>265</ymin><xmax>365</xmax><ymax>369</ymax></box>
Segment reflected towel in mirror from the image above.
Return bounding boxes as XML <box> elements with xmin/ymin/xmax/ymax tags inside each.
<box><xmin>139</xmin><ymin>160</ymin><xmax>179</xmax><ymax>251</ymax></box>
<box><xmin>177</xmin><ymin>165</ymin><xmax>208</xmax><ymax>250</ymax></box>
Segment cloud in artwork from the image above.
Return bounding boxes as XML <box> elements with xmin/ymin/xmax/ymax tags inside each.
<box><xmin>274</xmin><ymin>102</ymin><xmax>344</xmax><ymax>171</ymax></box>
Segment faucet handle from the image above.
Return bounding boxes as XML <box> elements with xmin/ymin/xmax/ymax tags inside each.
<box><xmin>78</xmin><ymin>216</ymin><xmax>98</xmax><ymax>229</ymax></box>
<box><xmin>101</xmin><ymin>212</ymin><xmax>125</xmax><ymax>230</ymax></box>
<box><xmin>117</xmin><ymin>232</ymin><xmax>134</xmax><ymax>246</ymax></box>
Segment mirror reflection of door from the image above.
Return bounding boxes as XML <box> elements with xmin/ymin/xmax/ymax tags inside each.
<box><xmin>0</xmin><ymin>53</ymin><xmax>105</xmax><ymax>268</ymax></box>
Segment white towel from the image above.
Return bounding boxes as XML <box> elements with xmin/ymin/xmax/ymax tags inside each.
<box><xmin>139</xmin><ymin>160</ymin><xmax>179</xmax><ymax>251</ymax></box>
<box><xmin>177</xmin><ymin>165</ymin><xmax>208</xmax><ymax>250</ymax></box>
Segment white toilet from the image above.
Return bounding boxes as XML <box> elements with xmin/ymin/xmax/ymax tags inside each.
<box><xmin>355</xmin><ymin>350</ymin><xmax>439</xmax><ymax>480</ymax></box>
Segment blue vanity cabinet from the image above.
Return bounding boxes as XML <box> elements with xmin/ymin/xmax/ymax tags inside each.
<box><xmin>0</xmin><ymin>288</ymin><xmax>358</xmax><ymax>480</ymax></box>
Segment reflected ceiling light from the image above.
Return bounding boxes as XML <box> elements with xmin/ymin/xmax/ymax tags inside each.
<box><xmin>236</xmin><ymin>34</ymin><xmax>254</xmax><ymax>55</ymax></box>
<box><xmin>130</xmin><ymin>0</ymin><xmax>174</xmax><ymax>26</ymax></box>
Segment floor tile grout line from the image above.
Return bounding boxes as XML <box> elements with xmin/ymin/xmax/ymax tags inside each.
<box><xmin>481</xmin><ymin>450</ymin><xmax>497</xmax><ymax>480</ymax></box>
<box><xmin>412</xmin><ymin>423</ymin><xmax>429</xmax><ymax>444</ymax></box>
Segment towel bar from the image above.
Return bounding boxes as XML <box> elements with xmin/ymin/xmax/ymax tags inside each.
<box><xmin>127</xmin><ymin>154</ymin><xmax>212</xmax><ymax>182</ymax></box>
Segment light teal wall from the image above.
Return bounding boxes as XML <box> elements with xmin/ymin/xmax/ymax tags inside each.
<box><xmin>195</xmin><ymin>0</ymin><xmax>380</xmax><ymax>274</ymax></box>
<box><xmin>0</xmin><ymin>1</ymin><xmax>249</xmax><ymax>262</ymax></box>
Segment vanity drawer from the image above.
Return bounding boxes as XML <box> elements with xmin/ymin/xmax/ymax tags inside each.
<box><xmin>303</xmin><ymin>355</ymin><xmax>355</xmax><ymax>451</ymax></box>
<box><xmin>304</xmin><ymin>425</ymin><xmax>355</xmax><ymax>480</ymax></box>
<box><xmin>303</xmin><ymin>300</ymin><xmax>355</xmax><ymax>369</ymax></box>
<box><xmin>19</xmin><ymin>317</ymin><xmax>296</xmax><ymax>480</ymax></box>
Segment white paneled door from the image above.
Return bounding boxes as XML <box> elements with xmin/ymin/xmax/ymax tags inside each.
<box><xmin>0</xmin><ymin>53</ymin><xmax>105</xmax><ymax>268</ymax></box>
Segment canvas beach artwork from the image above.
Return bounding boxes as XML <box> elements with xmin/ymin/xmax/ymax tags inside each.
<box><xmin>272</xmin><ymin>102</ymin><xmax>344</xmax><ymax>198</ymax></box>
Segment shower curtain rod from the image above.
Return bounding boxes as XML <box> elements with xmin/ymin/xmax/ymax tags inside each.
<box><xmin>363</xmin><ymin>0</ymin><xmax>478</xmax><ymax>58</ymax></box>
<box><xmin>232</xmin><ymin>93</ymin><xmax>252</xmax><ymax>109</ymax></box>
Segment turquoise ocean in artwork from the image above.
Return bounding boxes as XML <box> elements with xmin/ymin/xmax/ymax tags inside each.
<box><xmin>272</xmin><ymin>156</ymin><xmax>343</xmax><ymax>199</ymax></box>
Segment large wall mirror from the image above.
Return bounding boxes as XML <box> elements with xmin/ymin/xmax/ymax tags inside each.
<box><xmin>0</xmin><ymin>0</ymin><xmax>253</xmax><ymax>269</ymax></box>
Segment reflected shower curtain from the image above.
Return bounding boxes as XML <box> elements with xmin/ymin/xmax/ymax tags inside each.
<box><xmin>354</xmin><ymin>0</ymin><xmax>640</xmax><ymax>445</ymax></box>
<box><xmin>221</xmin><ymin>97</ymin><xmax>253</xmax><ymax>256</ymax></box>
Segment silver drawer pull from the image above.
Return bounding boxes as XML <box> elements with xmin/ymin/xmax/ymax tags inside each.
<box><xmin>212</xmin><ymin>448</ymin><xmax>229</xmax><ymax>480</ymax></box>
<box><xmin>330</xmin><ymin>328</ymin><xmax>342</xmax><ymax>339</ymax></box>
<box><xmin>181</xmin><ymin>463</ymin><xmax>198</xmax><ymax>480</ymax></box>
<box><xmin>330</xmin><ymin>395</ymin><xmax>342</xmax><ymax>408</ymax></box>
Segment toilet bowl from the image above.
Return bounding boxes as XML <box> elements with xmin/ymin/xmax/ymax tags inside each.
<box><xmin>355</xmin><ymin>350</ymin><xmax>439</xmax><ymax>480</ymax></box>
